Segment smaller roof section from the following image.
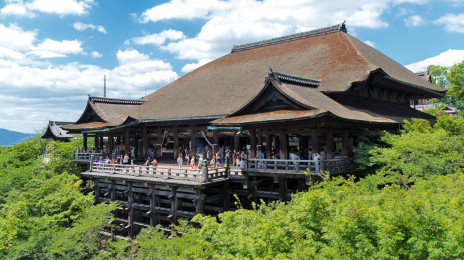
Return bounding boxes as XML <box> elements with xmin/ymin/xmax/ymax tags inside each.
<box><xmin>62</xmin><ymin>95</ymin><xmax>144</xmax><ymax>132</ymax></box>
<box><xmin>41</xmin><ymin>121</ymin><xmax>74</xmax><ymax>141</ymax></box>
<box><xmin>267</xmin><ymin>68</ymin><xmax>320</xmax><ymax>87</ymax></box>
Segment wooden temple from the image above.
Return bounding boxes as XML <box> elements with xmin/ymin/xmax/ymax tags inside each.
<box><xmin>53</xmin><ymin>23</ymin><xmax>444</xmax><ymax>235</ymax></box>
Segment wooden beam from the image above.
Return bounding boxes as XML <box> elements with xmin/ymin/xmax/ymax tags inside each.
<box><xmin>311</xmin><ymin>130</ymin><xmax>319</xmax><ymax>154</ymax></box>
<box><xmin>279</xmin><ymin>130</ymin><xmax>288</xmax><ymax>159</ymax></box>
<box><xmin>265</xmin><ymin>133</ymin><xmax>271</xmax><ymax>159</ymax></box>
<box><xmin>223</xmin><ymin>182</ymin><xmax>230</xmax><ymax>211</ymax></box>
<box><xmin>142</xmin><ymin>127</ymin><xmax>148</xmax><ymax>158</ymax></box>
<box><xmin>278</xmin><ymin>177</ymin><xmax>287</xmax><ymax>202</ymax></box>
<box><xmin>326</xmin><ymin>128</ymin><xmax>333</xmax><ymax>159</ymax></box>
<box><xmin>195</xmin><ymin>189</ymin><xmax>205</xmax><ymax>214</ymax></box>
<box><xmin>127</xmin><ymin>182</ymin><xmax>134</xmax><ymax>237</ymax></box>
<box><xmin>173</xmin><ymin>128</ymin><xmax>179</xmax><ymax>160</ymax></box>
<box><xmin>250</xmin><ymin>129</ymin><xmax>256</xmax><ymax>159</ymax></box>
<box><xmin>125</xmin><ymin>128</ymin><xmax>130</xmax><ymax>154</ymax></box>
<box><xmin>170</xmin><ymin>186</ymin><xmax>178</xmax><ymax>224</ymax></box>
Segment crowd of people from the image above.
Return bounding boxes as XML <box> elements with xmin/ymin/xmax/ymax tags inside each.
<box><xmin>79</xmin><ymin>144</ymin><xmax>353</xmax><ymax>170</ymax></box>
<box><xmin>175</xmin><ymin>146</ymin><xmax>247</xmax><ymax>169</ymax></box>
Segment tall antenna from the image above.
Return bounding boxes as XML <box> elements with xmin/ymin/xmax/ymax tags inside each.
<box><xmin>103</xmin><ymin>74</ymin><xmax>106</xmax><ymax>97</ymax></box>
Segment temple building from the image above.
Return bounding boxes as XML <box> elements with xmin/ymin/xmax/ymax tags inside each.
<box><xmin>51</xmin><ymin>23</ymin><xmax>446</xmax><ymax>233</ymax></box>
<box><xmin>61</xmin><ymin>23</ymin><xmax>444</xmax><ymax>161</ymax></box>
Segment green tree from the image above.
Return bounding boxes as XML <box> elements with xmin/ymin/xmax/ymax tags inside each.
<box><xmin>428</xmin><ymin>59</ymin><xmax>464</xmax><ymax>111</ymax></box>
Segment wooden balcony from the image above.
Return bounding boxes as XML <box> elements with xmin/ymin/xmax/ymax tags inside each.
<box><xmin>83</xmin><ymin>163</ymin><xmax>230</xmax><ymax>187</ymax></box>
<box><xmin>246</xmin><ymin>158</ymin><xmax>356</xmax><ymax>175</ymax></box>
<box><xmin>72</xmin><ymin>152</ymin><xmax>103</xmax><ymax>162</ymax></box>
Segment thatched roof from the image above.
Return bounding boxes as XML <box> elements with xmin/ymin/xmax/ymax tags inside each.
<box><xmin>41</xmin><ymin>121</ymin><xmax>74</xmax><ymax>141</ymax></box>
<box><xmin>212</xmin><ymin>78</ymin><xmax>435</xmax><ymax>126</ymax></box>
<box><xmin>139</xmin><ymin>23</ymin><xmax>444</xmax><ymax>122</ymax></box>
<box><xmin>62</xmin><ymin>96</ymin><xmax>144</xmax><ymax>131</ymax></box>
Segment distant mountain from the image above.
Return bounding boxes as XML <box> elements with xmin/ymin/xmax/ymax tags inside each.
<box><xmin>0</xmin><ymin>128</ymin><xmax>36</xmax><ymax>146</ymax></box>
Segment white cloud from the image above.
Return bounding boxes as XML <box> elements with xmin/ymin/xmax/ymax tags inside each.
<box><xmin>0</xmin><ymin>2</ymin><xmax>31</xmax><ymax>16</ymax></box>
<box><xmin>364</xmin><ymin>40</ymin><xmax>375</xmax><ymax>47</ymax></box>
<box><xmin>91</xmin><ymin>51</ymin><xmax>102</xmax><ymax>58</ymax></box>
<box><xmin>0</xmin><ymin>48</ymin><xmax>178</xmax><ymax>132</ymax></box>
<box><xmin>127</xmin><ymin>29</ymin><xmax>185</xmax><ymax>46</ymax></box>
<box><xmin>28</xmin><ymin>39</ymin><xmax>84</xmax><ymax>58</ymax></box>
<box><xmin>404</xmin><ymin>15</ymin><xmax>425</xmax><ymax>27</ymax></box>
<box><xmin>405</xmin><ymin>49</ymin><xmax>464</xmax><ymax>72</ymax></box>
<box><xmin>136</xmin><ymin>0</ymin><xmax>403</xmax><ymax>62</ymax></box>
<box><xmin>0</xmin><ymin>0</ymin><xmax>94</xmax><ymax>17</ymax></box>
<box><xmin>434</xmin><ymin>13</ymin><xmax>464</xmax><ymax>33</ymax></box>
<box><xmin>0</xmin><ymin>23</ymin><xmax>36</xmax><ymax>51</ymax></box>
<box><xmin>139</xmin><ymin>0</ymin><xmax>220</xmax><ymax>23</ymax></box>
<box><xmin>0</xmin><ymin>24</ymin><xmax>86</xmax><ymax>59</ymax></box>
<box><xmin>73</xmin><ymin>22</ymin><xmax>107</xmax><ymax>34</ymax></box>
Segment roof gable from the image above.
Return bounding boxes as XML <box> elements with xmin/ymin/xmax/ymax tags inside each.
<box><xmin>64</xmin><ymin>96</ymin><xmax>144</xmax><ymax>131</ymax></box>
<box><xmin>231</xmin><ymin>77</ymin><xmax>315</xmax><ymax>117</ymax></box>
<box><xmin>75</xmin><ymin>102</ymin><xmax>106</xmax><ymax>124</ymax></box>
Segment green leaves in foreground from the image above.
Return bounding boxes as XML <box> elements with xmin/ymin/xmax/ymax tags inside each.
<box><xmin>106</xmin><ymin>173</ymin><xmax>464</xmax><ymax>259</ymax></box>
<box><xmin>369</xmin><ymin>117</ymin><xmax>464</xmax><ymax>177</ymax></box>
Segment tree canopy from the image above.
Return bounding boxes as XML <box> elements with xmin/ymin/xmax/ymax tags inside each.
<box><xmin>428</xmin><ymin>59</ymin><xmax>464</xmax><ymax>111</ymax></box>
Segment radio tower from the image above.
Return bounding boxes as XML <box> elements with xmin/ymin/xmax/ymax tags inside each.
<box><xmin>104</xmin><ymin>74</ymin><xmax>106</xmax><ymax>97</ymax></box>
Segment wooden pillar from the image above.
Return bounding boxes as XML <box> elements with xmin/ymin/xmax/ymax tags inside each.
<box><xmin>265</xmin><ymin>133</ymin><xmax>271</xmax><ymax>159</ymax></box>
<box><xmin>257</xmin><ymin>134</ymin><xmax>262</xmax><ymax>148</ymax></box>
<box><xmin>93</xmin><ymin>178</ymin><xmax>100</xmax><ymax>204</ymax></box>
<box><xmin>279</xmin><ymin>130</ymin><xmax>288</xmax><ymax>159</ymax></box>
<box><xmin>326</xmin><ymin>128</ymin><xmax>333</xmax><ymax>159</ymax></box>
<box><xmin>170</xmin><ymin>186</ymin><xmax>178</xmax><ymax>224</ymax></box>
<box><xmin>110</xmin><ymin>180</ymin><xmax>116</xmax><ymax>200</ymax></box>
<box><xmin>311</xmin><ymin>130</ymin><xmax>319</xmax><ymax>154</ymax></box>
<box><xmin>173</xmin><ymin>128</ymin><xmax>179</xmax><ymax>159</ymax></box>
<box><xmin>223</xmin><ymin>183</ymin><xmax>230</xmax><ymax>211</ymax></box>
<box><xmin>142</xmin><ymin>127</ymin><xmax>148</xmax><ymax>158</ymax></box>
<box><xmin>190</xmin><ymin>128</ymin><xmax>197</xmax><ymax>152</ymax></box>
<box><xmin>248</xmin><ymin>177</ymin><xmax>258</xmax><ymax>204</ymax></box>
<box><xmin>127</xmin><ymin>182</ymin><xmax>134</xmax><ymax>236</ymax></box>
<box><xmin>149</xmin><ymin>184</ymin><xmax>159</xmax><ymax>226</ymax></box>
<box><xmin>299</xmin><ymin>136</ymin><xmax>307</xmax><ymax>152</ymax></box>
<box><xmin>195</xmin><ymin>189</ymin><xmax>205</xmax><ymax>214</ymax></box>
<box><xmin>278</xmin><ymin>177</ymin><xmax>288</xmax><ymax>202</ymax></box>
<box><xmin>212</xmin><ymin>129</ymin><xmax>219</xmax><ymax>155</ymax></box>
<box><xmin>342</xmin><ymin>130</ymin><xmax>348</xmax><ymax>155</ymax></box>
<box><xmin>108</xmin><ymin>134</ymin><xmax>114</xmax><ymax>158</ymax></box>
<box><xmin>124</xmin><ymin>129</ymin><xmax>130</xmax><ymax>154</ymax></box>
<box><xmin>83</xmin><ymin>133</ymin><xmax>88</xmax><ymax>150</ymax></box>
<box><xmin>156</xmin><ymin>128</ymin><xmax>163</xmax><ymax>158</ymax></box>
<box><xmin>250</xmin><ymin>130</ymin><xmax>256</xmax><ymax>158</ymax></box>
<box><xmin>99</xmin><ymin>136</ymin><xmax>104</xmax><ymax>150</ymax></box>
<box><xmin>234</xmin><ymin>132</ymin><xmax>239</xmax><ymax>151</ymax></box>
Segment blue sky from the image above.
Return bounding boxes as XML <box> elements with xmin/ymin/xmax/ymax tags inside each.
<box><xmin>0</xmin><ymin>0</ymin><xmax>463</xmax><ymax>133</ymax></box>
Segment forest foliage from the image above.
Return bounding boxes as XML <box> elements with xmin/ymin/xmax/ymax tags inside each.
<box><xmin>0</xmin><ymin>136</ymin><xmax>117</xmax><ymax>259</ymax></box>
<box><xmin>1</xmin><ymin>115</ymin><xmax>464</xmax><ymax>259</ymax></box>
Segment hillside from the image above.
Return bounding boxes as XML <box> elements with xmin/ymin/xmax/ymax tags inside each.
<box><xmin>0</xmin><ymin>128</ymin><xmax>35</xmax><ymax>146</ymax></box>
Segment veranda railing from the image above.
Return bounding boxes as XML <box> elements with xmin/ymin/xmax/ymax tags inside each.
<box><xmin>247</xmin><ymin>158</ymin><xmax>355</xmax><ymax>174</ymax></box>
<box><xmin>90</xmin><ymin>162</ymin><xmax>229</xmax><ymax>183</ymax></box>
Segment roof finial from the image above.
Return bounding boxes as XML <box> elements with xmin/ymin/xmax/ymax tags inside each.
<box><xmin>267</xmin><ymin>67</ymin><xmax>280</xmax><ymax>83</ymax></box>
<box><xmin>104</xmin><ymin>74</ymin><xmax>106</xmax><ymax>98</ymax></box>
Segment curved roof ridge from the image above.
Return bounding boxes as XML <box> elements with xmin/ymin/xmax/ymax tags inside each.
<box><xmin>231</xmin><ymin>22</ymin><xmax>346</xmax><ymax>53</ymax></box>
<box><xmin>89</xmin><ymin>95</ymin><xmax>145</xmax><ymax>105</ymax></box>
<box><xmin>345</xmin><ymin>34</ymin><xmax>446</xmax><ymax>94</ymax></box>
